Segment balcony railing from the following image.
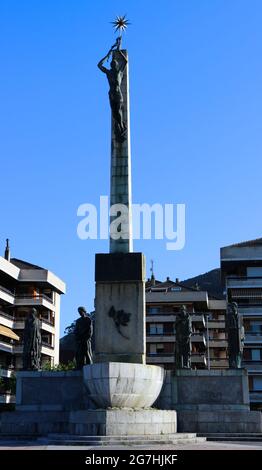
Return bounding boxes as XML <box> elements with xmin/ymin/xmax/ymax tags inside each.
<box><xmin>147</xmin><ymin>332</ymin><xmax>174</xmax><ymax>336</ymax></box>
<box><xmin>244</xmin><ymin>332</ymin><xmax>262</xmax><ymax>342</ymax></box>
<box><xmin>0</xmin><ymin>310</ymin><xmax>14</xmax><ymax>321</ymax></box>
<box><xmin>0</xmin><ymin>285</ymin><xmax>15</xmax><ymax>296</ymax></box>
<box><xmin>41</xmin><ymin>318</ymin><xmax>55</xmax><ymax>327</ymax></box>
<box><xmin>15</xmin><ymin>293</ymin><xmax>54</xmax><ymax>304</ymax></box>
<box><xmin>41</xmin><ymin>341</ymin><xmax>54</xmax><ymax>350</ymax></box>
<box><xmin>13</xmin><ymin>317</ymin><xmax>54</xmax><ymax>327</ymax></box>
<box><xmin>147</xmin><ymin>352</ymin><xmax>174</xmax><ymax>357</ymax></box>
<box><xmin>227</xmin><ymin>276</ymin><xmax>262</xmax><ymax>287</ymax></box>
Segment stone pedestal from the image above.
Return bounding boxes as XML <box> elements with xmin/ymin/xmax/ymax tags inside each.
<box><xmin>0</xmin><ymin>368</ymin><xmax>178</xmax><ymax>440</ymax></box>
<box><xmin>69</xmin><ymin>409</ymin><xmax>176</xmax><ymax>436</ymax></box>
<box><xmin>95</xmin><ymin>252</ymin><xmax>146</xmax><ymax>364</ymax></box>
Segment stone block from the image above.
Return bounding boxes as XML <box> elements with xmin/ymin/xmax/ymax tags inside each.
<box><xmin>95</xmin><ymin>253</ymin><xmax>145</xmax><ymax>282</ymax></box>
<box><xmin>15</xmin><ymin>370</ymin><xmax>92</xmax><ymax>411</ymax></box>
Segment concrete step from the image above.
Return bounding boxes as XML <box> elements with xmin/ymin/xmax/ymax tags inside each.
<box><xmin>198</xmin><ymin>433</ymin><xmax>262</xmax><ymax>442</ymax></box>
<box><xmin>38</xmin><ymin>433</ymin><xmax>206</xmax><ymax>447</ymax></box>
<box><xmin>47</xmin><ymin>432</ymin><xmax>199</xmax><ymax>441</ymax></box>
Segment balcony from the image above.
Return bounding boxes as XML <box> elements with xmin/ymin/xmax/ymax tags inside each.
<box><xmin>250</xmin><ymin>391</ymin><xmax>262</xmax><ymax>403</ymax></box>
<box><xmin>245</xmin><ymin>332</ymin><xmax>262</xmax><ymax>343</ymax></box>
<box><xmin>41</xmin><ymin>343</ymin><xmax>55</xmax><ymax>357</ymax></box>
<box><xmin>146</xmin><ymin>333</ymin><xmax>175</xmax><ymax>343</ymax></box>
<box><xmin>0</xmin><ymin>340</ymin><xmax>13</xmax><ymax>353</ymax></box>
<box><xmin>238</xmin><ymin>307</ymin><xmax>262</xmax><ymax>317</ymax></box>
<box><xmin>146</xmin><ymin>313</ymin><xmax>206</xmax><ymax>325</ymax></box>
<box><xmin>146</xmin><ymin>314</ymin><xmax>176</xmax><ymax>322</ymax></box>
<box><xmin>0</xmin><ymin>285</ymin><xmax>15</xmax><ymax>305</ymax></box>
<box><xmin>0</xmin><ymin>311</ymin><xmax>14</xmax><ymax>329</ymax></box>
<box><xmin>208</xmin><ymin>320</ymin><xmax>225</xmax><ymax>329</ymax></box>
<box><xmin>208</xmin><ymin>339</ymin><xmax>227</xmax><ymax>348</ymax></box>
<box><xmin>227</xmin><ymin>277</ymin><xmax>262</xmax><ymax>289</ymax></box>
<box><xmin>191</xmin><ymin>354</ymin><xmax>207</xmax><ymax>366</ymax></box>
<box><xmin>191</xmin><ymin>334</ymin><xmax>206</xmax><ymax>346</ymax></box>
<box><xmin>13</xmin><ymin>318</ymin><xmax>55</xmax><ymax>333</ymax></box>
<box><xmin>242</xmin><ymin>360</ymin><xmax>262</xmax><ymax>371</ymax></box>
<box><xmin>146</xmin><ymin>353</ymin><xmax>174</xmax><ymax>364</ymax></box>
<box><xmin>192</xmin><ymin>314</ymin><xmax>206</xmax><ymax>328</ymax></box>
<box><xmin>209</xmin><ymin>358</ymin><xmax>228</xmax><ymax>368</ymax></box>
<box><xmin>13</xmin><ymin>343</ymin><xmax>54</xmax><ymax>356</ymax></box>
<box><xmin>15</xmin><ymin>294</ymin><xmax>54</xmax><ymax>311</ymax></box>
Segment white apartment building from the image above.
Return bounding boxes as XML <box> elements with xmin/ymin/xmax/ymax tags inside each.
<box><xmin>0</xmin><ymin>240</ymin><xmax>66</xmax><ymax>402</ymax></box>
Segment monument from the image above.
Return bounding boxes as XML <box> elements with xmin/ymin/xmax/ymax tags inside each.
<box><xmin>81</xmin><ymin>16</ymin><xmax>175</xmax><ymax>435</ymax></box>
<box><xmin>2</xmin><ymin>17</ymin><xmax>261</xmax><ymax>444</ymax></box>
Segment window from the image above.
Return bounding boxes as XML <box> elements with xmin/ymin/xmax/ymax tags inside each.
<box><xmin>149</xmin><ymin>343</ymin><xmax>164</xmax><ymax>354</ymax></box>
<box><xmin>250</xmin><ymin>322</ymin><xmax>262</xmax><ymax>333</ymax></box>
<box><xmin>247</xmin><ymin>267</ymin><xmax>262</xmax><ymax>277</ymax></box>
<box><xmin>149</xmin><ymin>344</ymin><xmax>156</xmax><ymax>354</ymax></box>
<box><xmin>253</xmin><ymin>377</ymin><xmax>262</xmax><ymax>391</ymax></box>
<box><xmin>251</xmin><ymin>349</ymin><xmax>261</xmax><ymax>361</ymax></box>
<box><xmin>156</xmin><ymin>343</ymin><xmax>164</xmax><ymax>354</ymax></box>
<box><xmin>149</xmin><ymin>324</ymin><xmax>163</xmax><ymax>335</ymax></box>
<box><xmin>147</xmin><ymin>307</ymin><xmax>160</xmax><ymax>315</ymax></box>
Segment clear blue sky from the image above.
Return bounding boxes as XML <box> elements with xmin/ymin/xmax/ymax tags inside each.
<box><xmin>0</xmin><ymin>1</ymin><xmax>261</xmax><ymax>337</ymax></box>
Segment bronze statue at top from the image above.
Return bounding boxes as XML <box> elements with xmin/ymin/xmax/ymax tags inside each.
<box><xmin>98</xmin><ymin>16</ymin><xmax>130</xmax><ymax>143</ymax></box>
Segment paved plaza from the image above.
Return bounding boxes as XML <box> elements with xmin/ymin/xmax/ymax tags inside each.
<box><xmin>0</xmin><ymin>440</ymin><xmax>262</xmax><ymax>450</ymax></box>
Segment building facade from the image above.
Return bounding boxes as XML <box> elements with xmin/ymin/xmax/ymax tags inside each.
<box><xmin>146</xmin><ymin>278</ymin><xmax>227</xmax><ymax>370</ymax></box>
<box><xmin>221</xmin><ymin>238</ymin><xmax>262</xmax><ymax>410</ymax></box>
<box><xmin>0</xmin><ymin>243</ymin><xmax>66</xmax><ymax>403</ymax></box>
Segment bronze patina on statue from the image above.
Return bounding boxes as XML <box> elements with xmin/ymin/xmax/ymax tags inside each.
<box><xmin>226</xmin><ymin>302</ymin><xmax>245</xmax><ymax>368</ymax></box>
<box><xmin>22</xmin><ymin>308</ymin><xmax>41</xmax><ymax>370</ymax></box>
<box><xmin>98</xmin><ymin>16</ymin><xmax>130</xmax><ymax>143</ymax></box>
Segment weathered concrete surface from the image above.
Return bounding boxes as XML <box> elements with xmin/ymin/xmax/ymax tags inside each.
<box><xmin>177</xmin><ymin>410</ymin><xmax>262</xmax><ymax>433</ymax></box>
<box><xmin>83</xmin><ymin>362</ymin><xmax>164</xmax><ymax>408</ymax></box>
<box><xmin>0</xmin><ymin>409</ymin><xmax>176</xmax><ymax>437</ymax></box>
<box><xmin>15</xmin><ymin>370</ymin><xmax>93</xmax><ymax>411</ymax></box>
<box><xmin>157</xmin><ymin>369</ymin><xmax>262</xmax><ymax>433</ymax></box>
<box><xmin>95</xmin><ymin>253</ymin><xmax>146</xmax><ymax>364</ymax></box>
<box><xmin>68</xmin><ymin>409</ymin><xmax>176</xmax><ymax>436</ymax></box>
<box><xmin>158</xmin><ymin>369</ymin><xmax>250</xmax><ymax>410</ymax></box>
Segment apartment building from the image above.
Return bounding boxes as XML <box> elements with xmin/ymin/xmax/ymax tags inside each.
<box><xmin>0</xmin><ymin>241</ymin><xmax>66</xmax><ymax>402</ymax></box>
<box><xmin>221</xmin><ymin>238</ymin><xmax>262</xmax><ymax>410</ymax></box>
<box><xmin>146</xmin><ymin>277</ymin><xmax>227</xmax><ymax>370</ymax></box>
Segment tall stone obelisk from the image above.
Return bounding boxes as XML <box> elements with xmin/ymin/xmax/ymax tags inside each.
<box><xmin>110</xmin><ymin>48</ymin><xmax>133</xmax><ymax>254</ymax></box>
<box><xmin>95</xmin><ymin>26</ymin><xmax>146</xmax><ymax>364</ymax></box>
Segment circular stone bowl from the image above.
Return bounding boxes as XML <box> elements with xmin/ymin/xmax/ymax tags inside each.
<box><xmin>83</xmin><ymin>362</ymin><xmax>164</xmax><ymax>409</ymax></box>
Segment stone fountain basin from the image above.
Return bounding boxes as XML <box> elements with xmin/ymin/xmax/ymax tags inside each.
<box><xmin>83</xmin><ymin>362</ymin><xmax>164</xmax><ymax>409</ymax></box>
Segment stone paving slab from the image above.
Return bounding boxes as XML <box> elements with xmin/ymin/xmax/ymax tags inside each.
<box><xmin>0</xmin><ymin>441</ymin><xmax>262</xmax><ymax>450</ymax></box>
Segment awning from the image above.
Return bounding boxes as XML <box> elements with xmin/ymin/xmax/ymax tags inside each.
<box><xmin>0</xmin><ymin>325</ymin><xmax>19</xmax><ymax>341</ymax></box>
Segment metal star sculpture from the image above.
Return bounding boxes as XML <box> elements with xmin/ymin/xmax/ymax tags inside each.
<box><xmin>111</xmin><ymin>15</ymin><xmax>130</xmax><ymax>37</ymax></box>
